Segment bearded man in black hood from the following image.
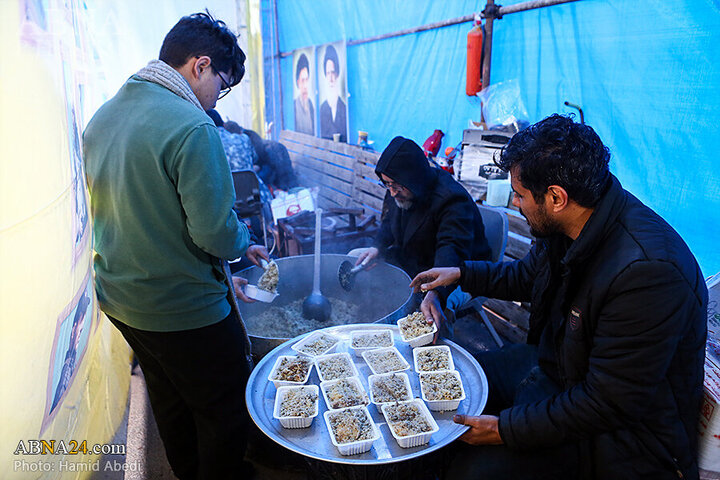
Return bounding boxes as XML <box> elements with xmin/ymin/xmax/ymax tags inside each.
<box><xmin>355</xmin><ymin>136</ymin><xmax>491</xmax><ymax>332</ymax></box>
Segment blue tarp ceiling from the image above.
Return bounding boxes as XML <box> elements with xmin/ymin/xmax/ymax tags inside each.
<box><xmin>266</xmin><ymin>0</ymin><xmax>720</xmax><ymax>276</ymax></box>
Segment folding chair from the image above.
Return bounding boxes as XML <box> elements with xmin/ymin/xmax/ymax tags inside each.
<box><xmin>464</xmin><ymin>204</ymin><xmax>509</xmax><ymax>347</ymax></box>
<box><xmin>478</xmin><ymin>204</ymin><xmax>509</xmax><ymax>264</ymax></box>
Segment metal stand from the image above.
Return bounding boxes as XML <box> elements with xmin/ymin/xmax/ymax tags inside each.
<box><xmin>465</xmin><ymin>297</ymin><xmax>505</xmax><ymax>348</ymax></box>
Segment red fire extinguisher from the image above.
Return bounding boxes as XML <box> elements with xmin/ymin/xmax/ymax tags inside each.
<box><xmin>466</xmin><ymin>17</ymin><xmax>484</xmax><ymax>96</ymax></box>
<box><xmin>422</xmin><ymin>129</ymin><xmax>444</xmax><ymax>158</ymax></box>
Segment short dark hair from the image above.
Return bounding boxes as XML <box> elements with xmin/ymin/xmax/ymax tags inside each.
<box><xmin>159</xmin><ymin>12</ymin><xmax>246</xmax><ymax>86</ymax></box>
<box><xmin>296</xmin><ymin>53</ymin><xmax>309</xmax><ymax>83</ymax></box>
<box><xmin>495</xmin><ymin>114</ymin><xmax>611</xmax><ymax>207</ymax></box>
<box><xmin>323</xmin><ymin>45</ymin><xmax>339</xmax><ymax>77</ymax></box>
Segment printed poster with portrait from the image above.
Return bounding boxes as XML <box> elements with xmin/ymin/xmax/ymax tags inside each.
<box><xmin>41</xmin><ymin>270</ymin><xmax>97</xmax><ymax>433</ymax></box>
<box><xmin>19</xmin><ymin>0</ymin><xmax>50</xmax><ymax>49</ymax></box>
<box><xmin>62</xmin><ymin>58</ymin><xmax>90</xmax><ymax>267</ymax></box>
<box><xmin>317</xmin><ymin>41</ymin><xmax>349</xmax><ymax>143</ymax></box>
<box><xmin>292</xmin><ymin>47</ymin><xmax>316</xmax><ymax>136</ymax></box>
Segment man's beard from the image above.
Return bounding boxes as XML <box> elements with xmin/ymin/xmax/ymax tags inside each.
<box><xmin>521</xmin><ymin>204</ymin><xmax>561</xmax><ymax>238</ymax></box>
<box><xmin>394</xmin><ymin>198</ymin><xmax>413</xmax><ymax>210</ymax></box>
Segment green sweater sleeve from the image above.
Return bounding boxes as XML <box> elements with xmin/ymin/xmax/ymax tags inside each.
<box><xmin>171</xmin><ymin>124</ymin><xmax>250</xmax><ymax>260</ymax></box>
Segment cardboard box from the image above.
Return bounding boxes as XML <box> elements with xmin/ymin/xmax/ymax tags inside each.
<box><xmin>707</xmin><ymin>273</ymin><xmax>720</xmax><ymax>364</ymax></box>
<box><xmin>699</xmin><ymin>274</ymin><xmax>720</xmax><ymax>474</ymax></box>
<box><xmin>699</xmin><ymin>356</ymin><xmax>720</xmax><ymax>472</ymax></box>
<box><xmin>270</xmin><ymin>188</ymin><xmax>315</xmax><ymax>224</ymax></box>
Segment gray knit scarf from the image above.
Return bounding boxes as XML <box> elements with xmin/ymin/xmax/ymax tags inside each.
<box><xmin>135</xmin><ymin>59</ymin><xmax>203</xmax><ymax>111</ymax></box>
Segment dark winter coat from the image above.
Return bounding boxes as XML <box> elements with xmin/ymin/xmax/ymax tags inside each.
<box><xmin>462</xmin><ymin>175</ymin><xmax>707</xmax><ymax>479</ymax></box>
<box><xmin>374</xmin><ymin>137</ymin><xmax>490</xmax><ymax>300</ymax></box>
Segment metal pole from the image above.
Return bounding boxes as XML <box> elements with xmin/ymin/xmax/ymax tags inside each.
<box><xmin>481</xmin><ymin>0</ymin><xmax>581</xmax><ymax>90</ymax></box>
<box><xmin>347</xmin><ymin>14</ymin><xmax>475</xmax><ymax>46</ymax></box>
<box><xmin>278</xmin><ymin>0</ymin><xmax>582</xmax><ymax>58</ymax></box>
<box><xmin>499</xmin><ymin>0</ymin><xmax>581</xmax><ymax>16</ymax></box>
<box><xmin>279</xmin><ymin>13</ymin><xmax>476</xmax><ymax>57</ymax></box>
<box><xmin>481</xmin><ymin>0</ymin><xmax>495</xmax><ymax>90</ymax></box>
<box><xmin>272</xmin><ymin>0</ymin><xmax>283</xmax><ymax>136</ymax></box>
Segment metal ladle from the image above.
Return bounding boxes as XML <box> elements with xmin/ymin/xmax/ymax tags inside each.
<box><xmin>302</xmin><ymin>208</ymin><xmax>332</xmax><ymax>321</ymax></box>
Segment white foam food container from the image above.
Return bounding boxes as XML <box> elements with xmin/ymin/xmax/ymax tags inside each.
<box><xmin>397</xmin><ymin>316</ymin><xmax>437</xmax><ymax>348</ymax></box>
<box><xmin>367</xmin><ymin>372</ymin><xmax>413</xmax><ymax>406</ymax></box>
<box><xmin>413</xmin><ymin>345</ymin><xmax>455</xmax><ymax>373</ymax></box>
<box><xmin>320</xmin><ymin>376</ymin><xmax>369</xmax><ymax>410</ymax></box>
<box><xmin>348</xmin><ymin>328</ymin><xmax>394</xmax><ymax>357</ymax></box>
<box><xmin>314</xmin><ymin>352</ymin><xmax>359</xmax><ymax>382</ymax></box>
<box><xmin>244</xmin><ymin>284</ymin><xmax>279</xmax><ymax>303</ymax></box>
<box><xmin>323</xmin><ymin>405</ymin><xmax>380</xmax><ymax>456</ymax></box>
<box><xmin>272</xmin><ymin>385</ymin><xmax>319</xmax><ymax>429</ymax></box>
<box><xmin>361</xmin><ymin>346</ymin><xmax>411</xmax><ymax>375</ymax></box>
<box><xmin>291</xmin><ymin>331</ymin><xmax>341</xmax><ymax>358</ymax></box>
<box><xmin>419</xmin><ymin>370</ymin><xmax>466</xmax><ymax>411</ymax></box>
<box><xmin>267</xmin><ymin>355</ymin><xmax>313</xmax><ymax>388</ymax></box>
<box><xmin>381</xmin><ymin>399</ymin><xmax>440</xmax><ymax>448</ymax></box>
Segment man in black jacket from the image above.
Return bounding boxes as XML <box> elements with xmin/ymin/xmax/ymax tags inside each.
<box><xmin>356</xmin><ymin>136</ymin><xmax>491</xmax><ymax>332</ymax></box>
<box><xmin>411</xmin><ymin>115</ymin><xmax>707</xmax><ymax>479</ymax></box>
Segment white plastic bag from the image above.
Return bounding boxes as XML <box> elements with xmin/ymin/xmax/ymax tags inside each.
<box><xmin>477</xmin><ymin>79</ymin><xmax>530</xmax><ymax>130</ymax></box>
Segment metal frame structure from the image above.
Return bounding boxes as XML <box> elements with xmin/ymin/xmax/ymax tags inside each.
<box><xmin>270</xmin><ymin>0</ymin><xmax>583</xmax><ymax>133</ymax></box>
<box><xmin>276</xmin><ymin>0</ymin><xmax>582</xmax><ymax>93</ymax></box>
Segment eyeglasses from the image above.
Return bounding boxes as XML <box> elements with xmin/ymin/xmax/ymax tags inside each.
<box><xmin>380</xmin><ymin>179</ymin><xmax>405</xmax><ymax>192</ymax></box>
<box><xmin>217</xmin><ymin>72</ymin><xmax>232</xmax><ymax>99</ymax></box>
<box><xmin>196</xmin><ymin>56</ymin><xmax>233</xmax><ymax>100</ymax></box>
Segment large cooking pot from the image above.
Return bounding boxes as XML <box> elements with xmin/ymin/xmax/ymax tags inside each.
<box><xmin>235</xmin><ymin>254</ymin><xmax>415</xmax><ymax>358</ymax></box>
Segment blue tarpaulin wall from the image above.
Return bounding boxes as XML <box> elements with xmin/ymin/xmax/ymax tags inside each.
<box><xmin>268</xmin><ymin>0</ymin><xmax>720</xmax><ymax>276</ymax></box>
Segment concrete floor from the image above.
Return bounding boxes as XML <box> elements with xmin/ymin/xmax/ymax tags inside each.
<box><xmin>90</xmin><ymin>364</ymin><xmax>176</xmax><ymax>480</ymax></box>
<box><xmin>91</xmin><ymin>307</ymin><xmax>500</xmax><ymax>480</ymax></box>
<box><xmin>90</xmin><ymin>395</ymin><xmax>129</xmax><ymax>480</ymax></box>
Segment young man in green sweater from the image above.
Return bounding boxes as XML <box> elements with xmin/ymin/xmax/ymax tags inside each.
<box><xmin>83</xmin><ymin>13</ymin><xmax>265</xmax><ymax>479</ymax></box>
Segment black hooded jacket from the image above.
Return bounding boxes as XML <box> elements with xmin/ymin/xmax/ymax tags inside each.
<box><xmin>461</xmin><ymin>175</ymin><xmax>707</xmax><ymax>479</ymax></box>
<box><xmin>373</xmin><ymin>137</ymin><xmax>490</xmax><ymax>298</ymax></box>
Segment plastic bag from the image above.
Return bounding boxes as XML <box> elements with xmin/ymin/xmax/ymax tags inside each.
<box><xmin>477</xmin><ymin>79</ymin><xmax>530</xmax><ymax>131</ymax></box>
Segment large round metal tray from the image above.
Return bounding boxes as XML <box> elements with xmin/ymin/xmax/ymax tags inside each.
<box><xmin>246</xmin><ymin>323</ymin><xmax>488</xmax><ymax>465</ymax></box>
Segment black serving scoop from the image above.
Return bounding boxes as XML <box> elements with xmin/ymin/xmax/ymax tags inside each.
<box><xmin>338</xmin><ymin>257</ymin><xmax>370</xmax><ymax>291</ymax></box>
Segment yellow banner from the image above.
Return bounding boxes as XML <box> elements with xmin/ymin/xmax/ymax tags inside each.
<box><xmin>0</xmin><ymin>1</ymin><xmax>131</xmax><ymax>478</ymax></box>
<box><xmin>246</xmin><ymin>0</ymin><xmax>266</xmax><ymax>135</ymax></box>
